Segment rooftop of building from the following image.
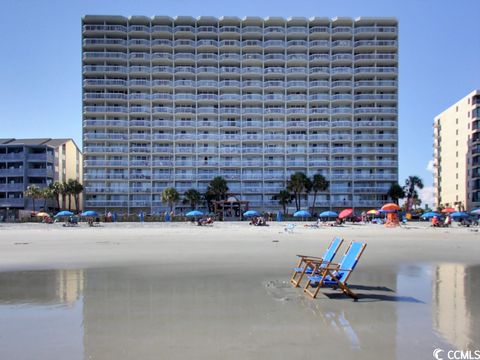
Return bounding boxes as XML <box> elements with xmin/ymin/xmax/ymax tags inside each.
<box><xmin>82</xmin><ymin>15</ymin><xmax>397</xmax><ymax>25</ymax></box>
<box><xmin>434</xmin><ymin>89</ymin><xmax>480</xmax><ymax>120</ymax></box>
<box><xmin>0</xmin><ymin>138</ymin><xmax>81</xmax><ymax>151</ymax></box>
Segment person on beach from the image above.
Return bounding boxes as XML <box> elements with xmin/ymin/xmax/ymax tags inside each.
<box><xmin>444</xmin><ymin>215</ymin><xmax>451</xmax><ymax>227</ymax></box>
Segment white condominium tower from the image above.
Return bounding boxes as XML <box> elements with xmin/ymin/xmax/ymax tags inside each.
<box><xmin>82</xmin><ymin>15</ymin><xmax>398</xmax><ymax>214</ymax></box>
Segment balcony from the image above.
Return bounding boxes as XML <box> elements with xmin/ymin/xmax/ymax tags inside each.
<box><xmin>353</xmin><ymin>134</ymin><xmax>396</xmax><ymax>141</ymax></box>
<box><xmin>83</xmin><ymin>52</ymin><xmax>127</xmax><ymax>61</ymax></box>
<box><xmin>83</xmin><ymin>79</ymin><xmax>126</xmax><ymax>87</ymax></box>
<box><xmin>331</xmin><ymin>40</ymin><xmax>352</xmax><ymax>48</ymax></box>
<box><xmin>354</xmin><ymin>26</ymin><xmax>397</xmax><ymax>35</ymax></box>
<box><xmin>84</xmin><ymin>133</ymin><xmax>128</xmax><ymax>141</ymax></box>
<box><xmin>153</xmin><ymin>107</ymin><xmax>173</xmax><ymax>114</ymax></box>
<box><xmin>27</xmin><ymin>168</ymin><xmax>54</xmax><ymax>177</ymax></box>
<box><xmin>0</xmin><ymin>153</ymin><xmax>24</xmax><ymax>161</ymax></box>
<box><xmin>0</xmin><ymin>198</ymin><xmax>25</xmax><ymax>207</ymax></box>
<box><xmin>219</xmin><ymin>27</ymin><xmax>240</xmax><ymax>36</ymax></box>
<box><xmin>0</xmin><ymin>183</ymin><xmax>24</xmax><ymax>192</ymax></box>
<box><xmin>151</xmin><ymin>25</ymin><xmax>172</xmax><ymax>35</ymax></box>
<box><xmin>354</xmin><ymin>80</ymin><xmax>397</xmax><ymax>88</ymax></box>
<box><xmin>353</xmin><ymin>107</ymin><xmax>397</xmax><ymax>115</ymax></box>
<box><xmin>354</xmin><ymin>40</ymin><xmax>397</xmax><ymax>48</ymax></box>
<box><xmin>240</xmin><ymin>25</ymin><xmax>261</xmax><ymax>35</ymax></box>
<box><xmin>27</xmin><ymin>153</ymin><xmax>54</xmax><ymax>162</ymax></box>
<box><xmin>83</xmin><ymin>24</ymin><xmax>127</xmax><ymax>33</ymax></box>
<box><xmin>354</xmin><ymin>94</ymin><xmax>397</xmax><ymax>102</ymax></box>
<box><xmin>84</xmin><ymin>160</ymin><xmax>129</xmax><ymax>167</ymax></box>
<box><xmin>85</xmin><ymin>200</ymin><xmax>129</xmax><ymax>207</ymax></box>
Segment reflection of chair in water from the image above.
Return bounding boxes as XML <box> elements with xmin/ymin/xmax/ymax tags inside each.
<box><xmin>304</xmin><ymin>241</ymin><xmax>367</xmax><ymax>301</ymax></box>
<box><xmin>291</xmin><ymin>237</ymin><xmax>340</xmax><ymax>283</ymax></box>
<box><xmin>284</xmin><ymin>224</ymin><xmax>296</xmax><ymax>233</ymax></box>
<box><xmin>290</xmin><ymin>237</ymin><xmax>343</xmax><ymax>287</ymax></box>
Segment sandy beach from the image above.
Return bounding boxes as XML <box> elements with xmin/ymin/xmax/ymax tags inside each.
<box><xmin>0</xmin><ymin>221</ymin><xmax>479</xmax><ymax>360</ymax></box>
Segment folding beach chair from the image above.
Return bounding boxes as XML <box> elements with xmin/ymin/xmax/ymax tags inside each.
<box><xmin>303</xmin><ymin>241</ymin><xmax>367</xmax><ymax>301</ymax></box>
<box><xmin>290</xmin><ymin>236</ymin><xmax>343</xmax><ymax>287</ymax></box>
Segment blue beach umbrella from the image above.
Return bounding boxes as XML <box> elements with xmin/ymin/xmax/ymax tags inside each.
<box><xmin>81</xmin><ymin>210</ymin><xmax>98</xmax><ymax>217</ymax></box>
<box><xmin>470</xmin><ymin>208</ymin><xmax>480</xmax><ymax>215</ymax></box>
<box><xmin>55</xmin><ymin>210</ymin><xmax>74</xmax><ymax>217</ymax></box>
<box><xmin>319</xmin><ymin>210</ymin><xmax>338</xmax><ymax>218</ymax></box>
<box><xmin>186</xmin><ymin>210</ymin><xmax>204</xmax><ymax>217</ymax></box>
<box><xmin>420</xmin><ymin>212</ymin><xmax>440</xmax><ymax>219</ymax></box>
<box><xmin>293</xmin><ymin>210</ymin><xmax>311</xmax><ymax>218</ymax></box>
<box><xmin>243</xmin><ymin>210</ymin><xmax>260</xmax><ymax>217</ymax></box>
<box><xmin>450</xmin><ymin>212</ymin><xmax>469</xmax><ymax>219</ymax></box>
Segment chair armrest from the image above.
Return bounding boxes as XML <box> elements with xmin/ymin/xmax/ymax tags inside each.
<box><xmin>296</xmin><ymin>254</ymin><xmax>324</xmax><ymax>260</ymax></box>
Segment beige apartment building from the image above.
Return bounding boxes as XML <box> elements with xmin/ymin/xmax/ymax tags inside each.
<box><xmin>433</xmin><ymin>90</ymin><xmax>480</xmax><ymax>210</ymax></box>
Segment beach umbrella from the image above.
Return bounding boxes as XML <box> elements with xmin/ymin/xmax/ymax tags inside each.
<box><xmin>36</xmin><ymin>212</ymin><xmax>50</xmax><ymax>217</ymax></box>
<box><xmin>381</xmin><ymin>203</ymin><xmax>401</xmax><ymax>211</ymax></box>
<box><xmin>243</xmin><ymin>210</ymin><xmax>260</xmax><ymax>217</ymax></box>
<box><xmin>81</xmin><ymin>210</ymin><xmax>98</xmax><ymax>217</ymax></box>
<box><xmin>55</xmin><ymin>210</ymin><xmax>74</xmax><ymax>217</ymax></box>
<box><xmin>366</xmin><ymin>209</ymin><xmax>379</xmax><ymax>215</ymax></box>
<box><xmin>420</xmin><ymin>212</ymin><xmax>440</xmax><ymax>219</ymax></box>
<box><xmin>338</xmin><ymin>208</ymin><xmax>353</xmax><ymax>219</ymax></box>
<box><xmin>293</xmin><ymin>210</ymin><xmax>311</xmax><ymax>218</ymax></box>
<box><xmin>450</xmin><ymin>211</ymin><xmax>469</xmax><ymax>218</ymax></box>
<box><xmin>186</xmin><ymin>210</ymin><xmax>204</xmax><ymax>217</ymax></box>
<box><xmin>441</xmin><ymin>207</ymin><xmax>455</xmax><ymax>213</ymax></box>
<box><xmin>319</xmin><ymin>210</ymin><xmax>338</xmax><ymax>218</ymax></box>
<box><xmin>470</xmin><ymin>208</ymin><xmax>480</xmax><ymax>215</ymax></box>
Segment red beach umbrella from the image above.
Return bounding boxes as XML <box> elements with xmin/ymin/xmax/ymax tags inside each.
<box><xmin>441</xmin><ymin>207</ymin><xmax>455</xmax><ymax>213</ymax></box>
<box><xmin>381</xmin><ymin>203</ymin><xmax>401</xmax><ymax>211</ymax></box>
<box><xmin>338</xmin><ymin>208</ymin><xmax>353</xmax><ymax>219</ymax></box>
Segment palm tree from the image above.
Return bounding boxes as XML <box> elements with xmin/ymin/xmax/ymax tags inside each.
<box><xmin>206</xmin><ymin>176</ymin><xmax>229</xmax><ymax>201</ymax></box>
<box><xmin>310</xmin><ymin>174</ymin><xmax>329</xmax><ymax>211</ymax></box>
<box><xmin>60</xmin><ymin>181</ymin><xmax>70</xmax><ymax>210</ymax></box>
<box><xmin>162</xmin><ymin>187</ymin><xmax>180</xmax><ymax>213</ymax></box>
<box><xmin>413</xmin><ymin>196</ymin><xmax>422</xmax><ymax>210</ymax></box>
<box><xmin>404</xmin><ymin>176</ymin><xmax>424</xmax><ymax>211</ymax></box>
<box><xmin>24</xmin><ymin>185</ymin><xmax>41</xmax><ymax>212</ymax></box>
<box><xmin>68</xmin><ymin>179</ymin><xmax>84</xmax><ymax>212</ymax></box>
<box><xmin>272</xmin><ymin>190</ymin><xmax>293</xmax><ymax>214</ymax></box>
<box><xmin>41</xmin><ymin>186</ymin><xmax>54</xmax><ymax>211</ymax></box>
<box><xmin>387</xmin><ymin>183</ymin><xmax>405</xmax><ymax>205</ymax></box>
<box><xmin>49</xmin><ymin>181</ymin><xmax>62</xmax><ymax>211</ymax></box>
<box><xmin>287</xmin><ymin>172</ymin><xmax>309</xmax><ymax>211</ymax></box>
<box><xmin>183</xmin><ymin>188</ymin><xmax>202</xmax><ymax>210</ymax></box>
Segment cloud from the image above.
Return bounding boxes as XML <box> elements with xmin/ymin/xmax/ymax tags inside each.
<box><xmin>426</xmin><ymin>160</ymin><xmax>435</xmax><ymax>174</ymax></box>
<box><xmin>418</xmin><ymin>186</ymin><xmax>435</xmax><ymax>209</ymax></box>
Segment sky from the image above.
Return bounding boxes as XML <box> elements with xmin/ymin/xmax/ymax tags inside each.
<box><xmin>1</xmin><ymin>0</ymin><xmax>479</xmax><ymax>208</ymax></box>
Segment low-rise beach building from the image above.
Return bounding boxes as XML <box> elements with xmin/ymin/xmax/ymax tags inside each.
<box><xmin>0</xmin><ymin>138</ymin><xmax>82</xmax><ymax>220</ymax></box>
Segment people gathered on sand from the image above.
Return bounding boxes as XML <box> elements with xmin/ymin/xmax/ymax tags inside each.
<box><xmin>249</xmin><ymin>216</ymin><xmax>268</xmax><ymax>226</ymax></box>
<box><xmin>197</xmin><ymin>216</ymin><xmax>214</xmax><ymax>226</ymax></box>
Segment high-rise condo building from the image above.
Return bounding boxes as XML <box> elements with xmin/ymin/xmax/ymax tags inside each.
<box><xmin>82</xmin><ymin>16</ymin><xmax>398</xmax><ymax>214</ymax></box>
<box><xmin>433</xmin><ymin>90</ymin><xmax>480</xmax><ymax>210</ymax></box>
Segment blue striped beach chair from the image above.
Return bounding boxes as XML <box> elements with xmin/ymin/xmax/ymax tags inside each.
<box><xmin>290</xmin><ymin>237</ymin><xmax>343</xmax><ymax>287</ymax></box>
<box><xmin>303</xmin><ymin>241</ymin><xmax>367</xmax><ymax>301</ymax></box>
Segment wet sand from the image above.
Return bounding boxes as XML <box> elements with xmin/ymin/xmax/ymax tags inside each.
<box><xmin>0</xmin><ymin>222</ymin><xmax>479</xmax><ymax>360</ymax></box>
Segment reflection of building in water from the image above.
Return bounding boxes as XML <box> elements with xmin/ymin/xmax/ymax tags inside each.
<box><xmin>56</xmin><ymin>269</ymin><xmax>84</xmax><ymax>305</ymax></box>
<box><xmin>433</xmin><ymin>264</ymin><xmax>480</xmax><ymax>350</ymax></box>
<box><xmin>0</xmin><ymin>269</ymin><xmax>84</xmax><ymax>305</ymax></box>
